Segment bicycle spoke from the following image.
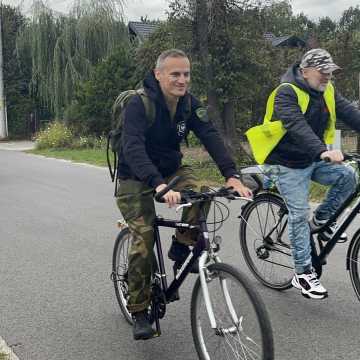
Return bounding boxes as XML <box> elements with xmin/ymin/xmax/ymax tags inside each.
<box><xmin>192</xmin><ymin>264</ymin><xmax>272</xmax><ymax>359</ymax></box>
<box><xmin>349</xmin><ymin>257</ymin><xmax>360</xmax><ymax>265</ymax></box>
<box><xmin>112</xmin><ymin>229</ymin><xmax>133</xmax><ymax>324</ymax></box>
<box><xmin>240</xmin><ymin>194</ymin><xmax>294</xmax><ymax>289</ymax></box>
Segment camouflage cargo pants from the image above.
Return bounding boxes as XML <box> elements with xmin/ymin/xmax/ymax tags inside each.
<box><xmin>116</xmin><ymin>165</ymin><xmax>209</xmax><ymax>313</ymax></box>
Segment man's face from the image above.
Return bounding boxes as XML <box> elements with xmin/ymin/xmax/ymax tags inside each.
<box><xmin>154</xmin><ymin>56</ymin><xmax>190</xmax><ymax>100</ymax></box>
<box><xmin>302</xmin><ymin>67</ymin><xmax>332</xmax><ymax>92</ymax></box>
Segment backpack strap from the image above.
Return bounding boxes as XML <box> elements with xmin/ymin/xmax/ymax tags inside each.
<box><xmin>137</xmin><ymin>88</ymin><xmax>156</xmax><ymax>125</ymax></box>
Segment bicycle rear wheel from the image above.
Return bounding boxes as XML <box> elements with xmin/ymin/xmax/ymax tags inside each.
<box><xmin>112</xmin><ymin>227</ymin><xmax>133</xmax><ymax>324</ymax></box>
<box><xmin>348</xmin><ymin>231</ymin><xmax>360</xmax><ymax>302</ymax></box>
<box><xmin>239</xmin><ymin>192</ymin><xmax>293</xmax><ymax>290</ymax></box>
<box><xmin>191</xmin><ymin>263</ymin><xmax>274</xmax><ymax>360</ymax></box>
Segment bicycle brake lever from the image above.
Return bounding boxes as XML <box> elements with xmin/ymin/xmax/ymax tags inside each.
<box><xmin>227</xmin><ymin>195</ymin><xmax>254</xmax><ymax>202</ymax></box>
<box><xmin>175</xmin><ymin>202</ymin><xmax>193</xmax><ymax>212</ymax></box>
<box><xmin>238</xmin><ymin>196</ymin><xmax>254</xmax><ymax>202</ymax></box>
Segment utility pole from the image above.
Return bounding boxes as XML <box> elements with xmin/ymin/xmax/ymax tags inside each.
<box><xmin>0</xmin><ymin>3</ymin><xmax>8</xmax><ymax>139</ymax></box>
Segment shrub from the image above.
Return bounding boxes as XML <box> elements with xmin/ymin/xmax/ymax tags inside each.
<box><xmin>35</xmin><ymin>121</ymin><xmax>74</xmax><ymax>149</ymax></box>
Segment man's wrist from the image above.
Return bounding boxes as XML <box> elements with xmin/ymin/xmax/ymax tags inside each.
<box><xmin>226</xmin><ymin>173</ymin><xmax>241</xmax><ymax>181</ymax></box>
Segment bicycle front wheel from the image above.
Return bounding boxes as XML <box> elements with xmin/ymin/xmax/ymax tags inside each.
<box><xmin>191</xmin><ymin>263</ymin><xmax>274</xmax><ymax>360</ymax></box>
<box><xmin>349</xmin><ymin>231</ymin><xmax>360</xmax><ymax>302</ymax></box>
<box><xmin>112</xmin><ymin>227</ymin><xmax>133</xmax><ymax>324</ymax></box>
<box><xmin>239</xmin><ymin>193</ymin><xmax>293</xmax><ymax>290</ymax></box>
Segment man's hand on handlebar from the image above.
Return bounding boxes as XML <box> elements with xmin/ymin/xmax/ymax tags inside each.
<box><xmin>225</xmin><ymin>177</ymin><xmax>253</xmax><ymax>198</ymax></box>
<box><xmin>320</xmin><ymin>149</ymin><xmax>344</xmax><ymax>163</ymax></box>
<box><xmin>155</xmin><ymin>183</ymin><xmax>181</xmax><ymax>207</ymax></box>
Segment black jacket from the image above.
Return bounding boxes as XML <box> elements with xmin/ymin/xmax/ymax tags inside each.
<box><xmin>117</xmin><ymin>72</ymin><xmax>237</xmax><ymax>188</ymax></box>
<box><xmin>266</xmin><ymin>63</ymin><xmax>360</xmax><ymax>168</ymax></box>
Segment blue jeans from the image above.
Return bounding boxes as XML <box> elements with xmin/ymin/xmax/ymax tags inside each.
<box><xmin>264</xmin><ymin>161</ymin><xmax>357</xmax><ymax>274</ymax></box>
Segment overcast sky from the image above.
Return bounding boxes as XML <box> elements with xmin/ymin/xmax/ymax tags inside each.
<box><xmin>2</xmin><ymin>0</ymin><xmax>360</xmax><ymax>21</ymax></box>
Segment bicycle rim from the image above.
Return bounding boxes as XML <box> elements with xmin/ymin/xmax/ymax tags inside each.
<box><xmin>239</xmin><ymin>194</ymin><xmax>293</xmax><ymax>290</ymax></box>
<box><xmin>191</xmin><ymin>263</ymin><xmax>274</xmax><ymax>360</ymax></box>
<box><xmin>349</xmin><ymin>233</ymin><xmax>360</xmax><ymax>302</ymax></box>
<box><xmin>112</xmin><ymin>228</ymin><xmax>133</xmax><ymax>324</ymax></box>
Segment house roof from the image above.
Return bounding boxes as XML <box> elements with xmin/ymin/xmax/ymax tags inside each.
<box><xmin>264</xmin><ymin>32</ymin><xmax>305</xmax><ymax>48</ymax></box>
<box><xmin>128</xmin><ymin>21</ymin><xmax>159</xmax><ymax>41</ymax></box>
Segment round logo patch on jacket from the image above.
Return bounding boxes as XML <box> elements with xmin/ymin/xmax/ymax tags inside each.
<box><xmin>177</xmin><ymin>121</ymin><xmax>186</xmax><ymax>137</ymax></box>
<box><xmin>195</xmin><ymin>107</ymin><xmax>209</xmax><ymax>122</ymax></box>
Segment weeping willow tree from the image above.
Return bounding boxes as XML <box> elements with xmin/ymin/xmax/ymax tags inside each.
<box><xmin>17</xmin><ymin>0</ymin><xmax>127</xmax><ymax>118</ymax></box>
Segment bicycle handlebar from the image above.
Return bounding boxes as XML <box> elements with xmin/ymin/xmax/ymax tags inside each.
<box><xmin>154</xmin><ymin>176</ymin><xmax>252</xmax><ymax>204</ymax></box>
<box><xmin>322</xmin><ymin>152</ymin><xmax>360</xmax><ymax>163</ymax></box>
<box><xmin>343</xmin><ymin>152</ymin><xmax>360</xmax><ymax>162</ymax></box>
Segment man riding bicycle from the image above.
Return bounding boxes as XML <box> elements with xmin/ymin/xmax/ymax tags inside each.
<box><xmin>257</xmin><ymin>48</ymin><xmax>360</xmax><ymax>300</ymax></box>
<box><xmin>115</xmin><ymin>49</ymin><xmax>252</xmax><ymax>339</ymax></box>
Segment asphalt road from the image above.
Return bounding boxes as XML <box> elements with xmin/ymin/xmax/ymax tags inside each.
<box><xmin>0</xmin><ymin>150</ymin><xmax>359</xmax><ymax>360</ymax></box>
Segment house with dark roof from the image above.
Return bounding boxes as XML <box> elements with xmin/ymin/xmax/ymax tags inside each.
<box><xmin>264</xmin><ymin>32</ymin><xmax>306</xmax><ymax>48</ymax></box>
<box><xmin>128</xmin><ymin>21</ymin><xmax>160</xmax><ymax>44</ymax></box>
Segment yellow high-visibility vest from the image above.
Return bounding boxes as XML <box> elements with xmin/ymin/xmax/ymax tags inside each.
<box><xmin>245</xmin><ymin>82</ymin><xmax>336</xmax><ymax>164</ymax></box>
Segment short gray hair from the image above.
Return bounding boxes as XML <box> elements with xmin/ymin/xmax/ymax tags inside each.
<box><xmin>155</xmin><ymin>49</ymin><xmax>188</xmax><ymax>69</ymax></box>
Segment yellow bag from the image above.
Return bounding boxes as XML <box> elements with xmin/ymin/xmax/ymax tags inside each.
<box><xmin>245</xmin><ymin>121</ymin><xmax>286</xmax><ymax>164</ymax></box>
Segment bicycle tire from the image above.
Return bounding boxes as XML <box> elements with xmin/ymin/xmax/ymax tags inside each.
<box><xmin>191</xmin><ymin>262</ymin><xmax>274</xmax><ymax>360</ymax></box>
<box><xmin>348</xmin><ymin>231</ymin><xmax>360</xmax><ymax>302</ymax></box>
<box><xmin>239</xmin><ymin>192</ymin><xmax>293</xmax><ymax>290</ymax></box>
<box><xmin>112</xmin><ymin>227</ymin><xmax>133</xmax><ymax>324</ymax></box>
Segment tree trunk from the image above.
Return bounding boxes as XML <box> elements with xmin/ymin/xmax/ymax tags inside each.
<box><xmin>221</xmin><ymin>100</ymin><xmax>235</xmax><ymax>150</ymax></box>
<box><xmin>193</xmin><ymin>0</ymin><xmax>222</xmax><ymax>131</ymax></box>
<box><xmin>357</xmin><ymin>72</ymin><xmax>360</xmax><ymax>153</ymax></box>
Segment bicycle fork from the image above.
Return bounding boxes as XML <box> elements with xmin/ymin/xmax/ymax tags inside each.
<box><xmin>199</xmin><ymin>253</ymin><xmax>240</xmax><ymax>334</ymax></box>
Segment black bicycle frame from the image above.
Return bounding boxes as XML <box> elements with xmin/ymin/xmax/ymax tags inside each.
<box><xmin>153</xmin><ymin>204</ymin><xmax>210</xmax><ymax>303</ymax></box>
<box><xmin>273</xmin><ymin>181</ymin><xmax>360</xmax><ymax>266</ymax></box>
<box><xmin>312</xmin><ymin>182</ymin><xmax>360</xmax><ymax>264</ymax></box>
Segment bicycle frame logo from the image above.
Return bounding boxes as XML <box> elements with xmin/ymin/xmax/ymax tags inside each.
<box><xmin>175</xmin><ymin>252</ymin><xmax>194</xmax><ymax>280</ymax></box>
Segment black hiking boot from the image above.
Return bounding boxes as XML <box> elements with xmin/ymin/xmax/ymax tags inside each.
<box><xmin>132</xmin><ymin>310</ymin><xmax>156</xmax><ymax>340</ymax></box>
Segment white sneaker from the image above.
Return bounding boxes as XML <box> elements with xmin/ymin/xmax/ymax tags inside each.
<box><xmin>312</xmin><ymin>215</ymin><xmax>347</xmax><ymax>242</ymax></box>
<box><xmin>291</xmin><ymin>270</ymin><xmax>328</xmax><ymax>299</ymax></box>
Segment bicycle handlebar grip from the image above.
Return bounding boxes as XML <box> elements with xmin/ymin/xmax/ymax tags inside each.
<box><xmin>154</xmin><ymin>176</ymin><xmax>182</xmax><ymax>202</ymax></box>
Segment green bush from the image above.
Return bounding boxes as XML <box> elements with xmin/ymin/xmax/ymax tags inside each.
<box><xmin>35</xmin><ymin>121</ymin><xmax>74</xmax><ymax>149</ymax></box>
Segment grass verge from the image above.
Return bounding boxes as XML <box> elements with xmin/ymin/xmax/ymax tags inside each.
<box><xmin>28</xmin><ymin>146</ymin><xmax>327</xmax><ymax>201</ymax></box>
<box><xmin>29</xmin><ymin>148</ymin><xmax>108</xmax><ymax>167</ymax></box>
<box><xmin>28</xmin><ymin>146</ymin><xmax>223</xmax><ymax>186</ymax></box>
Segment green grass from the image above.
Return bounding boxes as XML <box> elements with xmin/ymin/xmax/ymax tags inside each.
<box><xmin>29</xmin><ymin>148</ymin><xmax>110</xmax><ymax>167</ymax></box>
<box><xmin>28</xmin><ymin>146</ymin><xmax>328</xmax><ymax>201</ymax></box>
<box><xmin>28</xmin><ymin>147</ymin><xmax>223</xmax><ymax>186</ymax></box>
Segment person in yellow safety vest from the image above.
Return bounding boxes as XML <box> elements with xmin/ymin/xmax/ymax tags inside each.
<box><xmin>261</xmin><ymin>48</ymin><xmax>360</xmax><ymax>300</ymax></box>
